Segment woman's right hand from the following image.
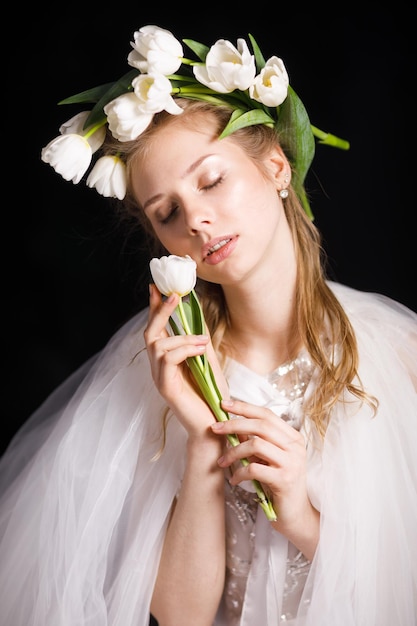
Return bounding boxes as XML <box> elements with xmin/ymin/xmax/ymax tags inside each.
<box><xmin>146</xmin><ymin>284</ymin><xmax>228</xmax><ymax>625</ymax></box>
<box><xmin>144</xmin><ymin>284</ymin><xmax>222</xmax><ymax>436</ymax></box>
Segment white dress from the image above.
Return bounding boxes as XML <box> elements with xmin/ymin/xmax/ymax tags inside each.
<box><xmin>0</xmin><ymin>282</ymin><xmax>416</xmax><ymax>626</ymax></box>
<box><xmin>217</xmin><ymin>350</ymin><xmax>314</xmax><ymax>625</ymax></box>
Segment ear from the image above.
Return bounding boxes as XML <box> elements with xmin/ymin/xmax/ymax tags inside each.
<box><xmin>264</xmin><ymin>146</ymin><xmax>291</xmax><ymax>190</ymax></box>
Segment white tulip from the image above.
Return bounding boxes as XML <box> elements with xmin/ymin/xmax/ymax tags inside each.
<box><xmin>149</xmin><ymin>255</ymin><xmax>197</xmax><ymax>297</ymax></box>
<box><xmin>127</xmin><ymin>25</ymin><xmax>183</xmax><ymax>75</ymax></box>
<box><xmin>132</xmin><ymin>73</ymin><xmax>183</xmax><ymax>115</ymax></box>
<box><xmin>193</xmin><ymin>38</ymin><xmax>255</xmax><ymax>93</ymax></box>
<box><xmin>59</xmin><ymin>111</ymin><xmax>106</xmax><ymax>152</ymax></box>
<box><xmin>249</xmin><ymin>56</ymin><xmax>289</xmax><ymax>107</ymax></box>
<box><xmin>41</xmin><ymin>133</ymin><xmax>92</xmax><ymax>184</ymax></box>
<box><xmin>86</xmin><ymin>155</ymin><xmax>127</xmax><ymax>199</ymax></box>
<box><xmin>104</xmin><ymin>93</ymin><xmax>153</xmax><ymax>142</ymax></box>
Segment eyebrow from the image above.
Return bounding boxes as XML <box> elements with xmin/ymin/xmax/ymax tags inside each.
<box><xmin>142</xmin><ymin>153</ymin><xmax>216</xmax><ymax>212</ymax></box>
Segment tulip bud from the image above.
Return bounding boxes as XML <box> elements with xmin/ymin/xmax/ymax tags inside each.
<box><xmin>149</xmin><ymin>255</ymin><xmax>197</xmax><ymax>297</ymax></box>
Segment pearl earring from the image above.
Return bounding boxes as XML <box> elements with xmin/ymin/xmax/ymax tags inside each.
<box><xmin>279</xmin><ymin>172</ymin><xmax>290</xmax><ymax>199</ymax></box>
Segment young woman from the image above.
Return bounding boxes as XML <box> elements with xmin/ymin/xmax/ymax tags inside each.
<box><xmin>1</xmin><ymin>25</ymin><xmax>416</xmax><ymax>626</ymax></box>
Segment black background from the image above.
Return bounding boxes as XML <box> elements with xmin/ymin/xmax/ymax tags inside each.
<box><xmin>5</xmin><ymin>6</ymin><xmax>414</xmax><ymax>452</ymax></box>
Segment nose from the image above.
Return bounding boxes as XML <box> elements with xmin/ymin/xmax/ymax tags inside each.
<box><xmin>183</xmin><ymin>199</ymin><xmax>214</xmax><ymax>234</ymax></box>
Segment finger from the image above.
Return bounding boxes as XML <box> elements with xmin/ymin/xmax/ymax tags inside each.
<box><xmin>149</xmin><ymin>284</ymin><xmax>179</xmax><ymax>317</ymax></box>
<box><xmin>228</xmin><ymin>460</ymin><xmax>281</xmax><ymax>490</ymax></box>
<box><xmin>212</xmin><ymin>407</ymin><xmax>303</xmax><ymax>452</ymax></box>
<box><xmin>145</xmin><ymin>287</ymin><xmax>179</xmax><ymax>343</ymax></box>
<box><xmin>219</xmin><ymin>436</ymin><xmax>280</xmax><ymax>469</ymax></box>
<box><xmin>221</xmin><ymin>398</ymin><xmax>300</xmax><ymax>437</ymax></box>
<box><xmin>211</xmin><ymin>411</ymin><xmax>273</xmax><ymax>441</ymax></box>
<box><xmin>153</xmin><ymin>334</ymin><xmax>209</xmax><ymax>367</ymax></box>
<box><xmin>222</xmin><ymin>398</ymin><xmax>277</xmax><ymax>421</ymax></box>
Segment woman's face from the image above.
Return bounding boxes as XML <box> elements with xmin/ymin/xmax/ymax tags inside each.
<box><xmin>131</xmin><ymin>121</ymin><xmax>288</xmax><ymax>287</ymax></box>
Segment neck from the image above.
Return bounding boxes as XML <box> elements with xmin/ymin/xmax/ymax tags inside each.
<box><xmin>222</xmin><ymin>235</ymin><xmax>301</xmax><ymax>375</ymax></box>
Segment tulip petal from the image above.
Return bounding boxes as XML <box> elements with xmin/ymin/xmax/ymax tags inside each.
<box><xmin>149</xmin><ymin>255</ymin><xmax>197</xmax><ymax>297</ymax></box>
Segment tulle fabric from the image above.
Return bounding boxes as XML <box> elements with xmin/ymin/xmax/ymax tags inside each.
<box><xmin>297</xmin><ymin>284</ymin><xmax>417</xmax><ymax>626</ymax></box>
<box><xmin>0</xmin><ymin>310</ymin><xmax>187</xmax><ymax>626</ymax></box>
<box><xmin>0</xmin><ymin>283</ymin><xmax>416</xmax><ymax>626</ymax></box>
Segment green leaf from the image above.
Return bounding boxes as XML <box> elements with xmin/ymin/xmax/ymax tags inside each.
<box><xmin>275</xmin><ymin>86</ymin><xmax>316</xmax><ymax>218</ymax></box>
<box><xmin>185</xmin><ymin>356</ymin><xmax>226</xmax><ymax>419</ymax></box>
<box><xmin>276</xmin><ymin>86</ymin><xmax>315</xmax><ymax>186</ymax></box>
<box><xmin>248</xmin><ymin>33</ymin><xmax>266</xmax><ymax>72</ymax></box>
<box><xmin>85</xmin><ymin>70</ymin><xmax>138</xmax><ymax>128</ymax></box>
<box><xmin>169</xmin><ymin>317</ymin><xmax>181</xmax><ymax>336</ymax></box>
<box><xmin>189</xmin><ymin>290</ymin><xmax>205</xmax><ymax>335</ymax></box>
<box><xmin>59</xmin><ymin>70</ymin><xmax>138</xmax><ymax>130</ymax></box>
<box><xmin>183</xmin><ymin>39</ymin><xmax>209</xmax><ymax>62</ymax></box>
<box><xmin>180</xmin><ymin>92</ymin><xmax>236</xmax><ymax>107</ymax></box>
<box><xmin>169</xmin><ymin>74</ymin><xmax>199</xmax><ymax>86</ymax></box>
<box><xmin>219</xmin><ymin>108</ymin><xmax>275</xmax><ymax>139</ymax></box>
<box><xmin>176</xmin><ymin>90</ymin><xmax>256</xmax><ymax>115</ymax></box>
<box><xmin>58</xmin><ymin>82</ymin><xmax>117</xmax><ymax>106</ymax></box>
<box><xmin>206</xmin><ymin>360</ymin><xmax>224</xmax><ymax>400</ymax></box>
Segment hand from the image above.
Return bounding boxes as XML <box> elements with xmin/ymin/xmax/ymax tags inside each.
<box><xmin>144</xmin><ymin>284</ymin><xmax>224</xmax><ymax>436</ymax></box>
<box><xmin>211</xmin><ymin>398</ymin><xmax>318</xmax><ymax>552</ymax></box>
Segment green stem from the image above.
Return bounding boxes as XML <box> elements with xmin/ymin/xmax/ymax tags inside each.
<box><xmin>174</xmin><ymin>297</ymin><xmax>277</xmax><ymax>522</ymax></box>
<box><xmin>83</xmin><ymin>119</ymin><xmax>108</xmax><ymax>140</ymax></box>
<box><xmin>310</xmin><ymin>125</ymin><xmax>350</xmax><ymax>150</ymax></box>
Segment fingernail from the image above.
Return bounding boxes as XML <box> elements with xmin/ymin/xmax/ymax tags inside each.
<box><xmin>211</xmin><ymin>422</ymin><xmax>223</xmax><ymax>430</ymax></box>
<box><xmin>221</xmin><ymin>399</ymin><xmax>234</xmax><ymax>408</ymax></box>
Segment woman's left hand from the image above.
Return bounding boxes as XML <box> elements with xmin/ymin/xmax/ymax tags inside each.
<box><xmin>211</xmin><ymin>398</ymin><xmax>319</xmax><ymax>558</ymax></box>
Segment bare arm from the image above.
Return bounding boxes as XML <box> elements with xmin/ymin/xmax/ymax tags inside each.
<box><xmin>145</xmin><ymin>286</ymin><xmax>227</xmax><ymax>625</ymax></box>
<box><xmin>151</xmin><ymin>434</ymin><xmax>225</xmax><ymax>626</ymax></box>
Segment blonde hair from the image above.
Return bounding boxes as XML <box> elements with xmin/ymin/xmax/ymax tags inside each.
<box><xmin>103</xmin><ymin>99</ymin><xmax>377</xmax><ymax>438</ymax></box>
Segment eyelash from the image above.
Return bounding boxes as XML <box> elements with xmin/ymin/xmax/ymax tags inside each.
<box><xmin>159</xmin><ymin>177</ymin><xmax>223</xmax><ymax>225</ymax></box>
<box><xmin>160</xmin><ymin>207</ymin><xmax>178</xmax><ymax>225</ymax></box>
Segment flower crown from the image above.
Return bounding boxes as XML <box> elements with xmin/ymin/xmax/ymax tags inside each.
<box><xmin>41</xmin><ymin>24</ymin><xmax>349</xmax><ymax>219</ymax></box>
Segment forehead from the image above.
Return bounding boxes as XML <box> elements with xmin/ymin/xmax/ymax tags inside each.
<box><xmin>130</xmin><ymin>124</ymin><xmax>247</xmax><ymax>200</ymax></box>
<box><xmin>139</xmin><ymin>114</ymin><xmax>221</xmax><ymax>164</ymax></box>
<box><xmin>146</xmin><ymin>122</ymin><xmax>219</xmax><ymax>162</ymax></box>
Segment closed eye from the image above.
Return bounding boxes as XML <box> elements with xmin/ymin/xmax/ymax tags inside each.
<box><xmin>160</xmin><ymin>205</ymin><xmax>179</xmax><ymax>224</ymax></box>
<box><xmin>202</xmin><ymin>176</ymin><xmax>223</xmax><ymax>191</ymax></box>
<box><xmin>159</xmin><ymin>177</ymin><xmax>224</xmax><ymax>224</ymax></box>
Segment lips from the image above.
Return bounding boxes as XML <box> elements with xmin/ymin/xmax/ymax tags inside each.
<box><xmin>202</xmin><ymin>235</ymin><xmax>235</xmax><ymax>259</ymax></box>
<box><xmin>207</xmin><ymin>238</ymin><xmax>232</xmax><ymax>256</ymax></box>
<box><xmin>202</xmin><ymin>235</ymin><xmax>238</xmax><ymax>265</ymax></box>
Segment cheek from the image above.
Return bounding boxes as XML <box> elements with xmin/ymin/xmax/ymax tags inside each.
<box><xmin>236</xmin><ymin>174</ymin><xmax>278</xmax><ymax>218</ymax></box>
<box><xmin>150</xmin><ymin>225</ymin><xmax>189</xmax><ymax>257</ymax></box>
<box><xmin>238</xmin><ymin>159</ymin><xmax>274</xmax><ymax>198</ymax></box>
<box><xmin>149</xmin><ymin>225</ymin><xmax>172</xmax><ymax>251</ymax></box>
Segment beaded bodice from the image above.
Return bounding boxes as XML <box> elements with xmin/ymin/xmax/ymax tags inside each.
<box><xmin>220</xmin><ymin>350</ymin><xmax>314</xmax><ymax>624</ymax></box>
